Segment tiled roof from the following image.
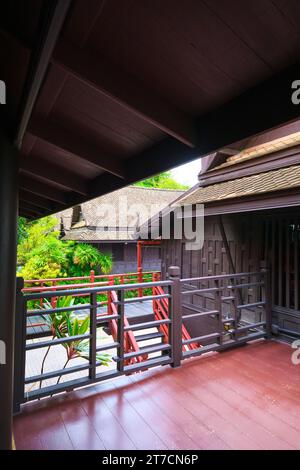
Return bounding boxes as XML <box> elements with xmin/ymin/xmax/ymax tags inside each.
<box><xmin>58</xmin><ymin>186</ymin><xmax>184</xmax><ymax>241</ymax></box>
<box><xmin>174</xmin><ymin>164</ymin><xmax>300</xmax><ymax>206</ymax></box>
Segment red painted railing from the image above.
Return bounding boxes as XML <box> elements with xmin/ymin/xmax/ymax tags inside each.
<box><xmin>24</xmin><ymin>270</ymin><xmax>160</xmax><ymax>330</ymax></box>
<box><xmin>107</xmin><ymin>289</ymin><xmax>147</xmax><ymax>365</ymax></box>
<box><xmin>152</xmin><ymin>272</ymin><xmax>199</xmax><ymax>351</ymax></box>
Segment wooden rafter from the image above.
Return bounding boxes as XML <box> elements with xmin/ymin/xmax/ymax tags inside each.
<box><xmin>52</xmin><ymin>39</ymin><xmax>197</xmax><ymax>148</ymax></box>
<box><xmin>28</xmin><ymin>119</ymin><xmax>125</xmax><ymax>179</ymax></box>
<box><xmin>14</xmin><ymin>1</ymin><xmax>72</xmax><ymax>148</ymax></box>
<box><xmin>19</xmin><ymin>174</ymin><xmax>67</xmax><ymax>205</ymax></box>
<box><xmin>20</xmin><ymin>158</ymin><xmax>88</xmax><ymax>195</ymax></box>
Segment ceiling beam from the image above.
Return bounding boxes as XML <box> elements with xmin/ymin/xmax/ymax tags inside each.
<box><xmin>52</xmin><ymin>39</ymin><xmax>197</xmax><ymax>148</ymax></box>
<box><xmin>19</xmin><ymin>209</ymin><xmax>38</xmax><ymax>220</ymax></box>
<box><xmin>196</xmin><ymin>61</ymin><xmax>300</xmax><ymax>155</ymax></box>
<box><xmin>15</xmin><ymin>1</ymin><xmax>72</xmax><ymax>148</ymax></box>
<box><xmin>107</xmin><ymin>60</ymin><xmax>300</xmax><ymax>188</ymax></box>
<box><xmin>28</xmin><ymin>119</ymin><xmax>125</xmax><ymax>179</ymax></box>
<box><xmin>19</xmin><ymin>189</ymin><xmax>57</xmax><ymax>211</ymax></box>
<box><xmin>19</xmin><ymin>202</ymin><xmax>45</xmax><ymax>216</ymax></box>
<box><xmin>20</xmin><ymin>157</ymin><xmax>88</xmax><ymax>195</ymax></box>
<box><xmin>19</xmin><ymin>174</ymin><xmax>67</xmax><ymax>205</ymax></box>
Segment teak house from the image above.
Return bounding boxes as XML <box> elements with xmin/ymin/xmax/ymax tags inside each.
<box><xmin>58</xmin><ymin>186</ymin><xmax>183</xmax><ymax>273</ymax></box>
<box><xmin>146</xmin><ymin>125</ymin><xmax>300</xmax><ymax>341</ymax></box>
<box><xmin>2</xmin><ymin>0</ymin><xmax>300</xmax><ymax>451</ymax></box>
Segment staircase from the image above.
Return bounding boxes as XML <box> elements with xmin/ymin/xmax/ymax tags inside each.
<box><xmin>152</xmin><ymin>284</ymin><xmax>200</xmax><ymax>352</ymax></box>
<box><xmin>105</xmin><ymin>285</ymin><xmax>199</xmax><ymax>367</ymax></box>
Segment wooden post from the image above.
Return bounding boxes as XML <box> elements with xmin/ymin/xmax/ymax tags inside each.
<box><xmin>90</xmin><ymin>270</ymin><xmax>95</xmax><ymax>284</ymax></box>
<box><xmin>0</xmin><ymin>135</ymin><xmax>19</xmax><ymax>450</ymax></box>
<box><xmin>214</xmin><ymin>278</ymin><xmax>223</xmax><ymax>346</ymax></box>
<box><xmin>89</xmin><ymin>291</ymin><xmax>97</xmax><ymax>380</ymax></box>
<box><xmin>51</xmin><ymin>280</ymin><xmax>57</xmax><ymax>308</ymax></box>
<box><xmin>117</xmin><ymin>289</ymin><xmax>125</xmax><ymax>373</ymax></box>
<box><xmin>137</xmin><ymin>241</ymin><xmax>143</xmax><ymax>297</ymax></box>
<box><xmin>168</xmin><ymin>266</ymin><xmax>182</xmax><ymax>368</ymax></box>
<box><xmin>13</xmin><ymin>277</ymin><xmax>26</xmax><ymax>414</ymax></box>
<box><xmin>107</xmin><ymin>275</ymin><xmax>114</xmax><ymax>315</ymax></box>
<box><xmin>261</xmin><ymin>262</ymin><xmax>272</xmax><ymax>338</ymax></box>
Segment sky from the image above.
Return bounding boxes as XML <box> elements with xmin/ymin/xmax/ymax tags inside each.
<box><xmin>170</xmin><ymin>157</ymin><xmax>202</xmax><ymax>187</ymax></box>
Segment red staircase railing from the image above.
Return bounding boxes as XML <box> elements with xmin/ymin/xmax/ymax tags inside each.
<box><xmin>107</xmin><ymin>289</ymin><xmax>147</xmax><ymax>365</ymax></box>
<box><xmin>23</xmin><ymin>270</ymin><xmax>159</xmax><ymax>331</ymax></box>
<box><xmin>152</xmin><ymin>273</ymin><xmax>199</xmax><ymax>351</ymax></box>
<box><xmin>24</xmin><ymin>270</ymin><xmax>199</xmax><ymax>355</ymax></box>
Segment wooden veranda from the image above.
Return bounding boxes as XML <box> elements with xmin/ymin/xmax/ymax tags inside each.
<box><xmin>14</xmin><ymin>340</ymin><xmax>300</xmax><ymax>450</ymax></box>
<box><xmin>2</xmin><ymin>0</ymin><xmax>300</xmax><ymax>450</ymax></box>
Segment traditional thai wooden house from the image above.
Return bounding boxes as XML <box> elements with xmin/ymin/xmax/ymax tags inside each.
<box><xmin>4</xmin><ymin>0</ymin><xmax>300</xmax><ymax>451</ymax></box>
<box><xmin>58</xmin><ymin>186</ymin><xmax>183</xmax><ymax>273</ymax></box>
<box><xmin>140</xmin><ymin>128</ymin><xmax>300</xmax><ymax>341</ymax></box>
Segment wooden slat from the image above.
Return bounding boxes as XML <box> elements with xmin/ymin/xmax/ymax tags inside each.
<box><xmin>295</xmin><ymin>218</ymin><xmax>299</xmax><ymax>311</ymax></box>
<box><xmin>286</xmin><ymin>220</ymin><xmax>290</xmax><ymax>309</ymax></box>
<box><xmin>278</xmin><ymin>218</ymin><xmax>283</xmax><ymax>306</ymax></box>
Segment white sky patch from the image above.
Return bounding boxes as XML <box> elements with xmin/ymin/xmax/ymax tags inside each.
<box><xmin>170</xmin><ymin>158</ymin><xmax>202</xmax><ymax>187</ymax></box>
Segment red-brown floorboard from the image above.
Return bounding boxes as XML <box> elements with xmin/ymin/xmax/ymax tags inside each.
<box><xmin>13</xmin><ymin>340</ymin><xmax>300</xmax><ymax>450</ymax></box>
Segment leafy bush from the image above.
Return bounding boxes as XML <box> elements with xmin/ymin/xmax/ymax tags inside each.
<box><xmin>18</xmin><ymin>217</ymin><xmax>112</xmax><ymax>280</ymax></box>
<box><xmin>68</xmin><ymin>242</ymin><xmax>112</xmax><ymax>276</ymax></box>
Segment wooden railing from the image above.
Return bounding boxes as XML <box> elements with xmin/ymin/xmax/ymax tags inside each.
<box><xmin>23</xmin><ymin>270</ymin><xmax>160</xmax><ymax>299</ymax></box>
<box><xmin>23</xmin><ymin>270</ymin><xmax>160</xmax><ymax>333</ymax></box>
<box><xmin>180</xmin><ymin>269</ymin><xmax>271</xmax><ymax>359</ymax></box>
<box><xmin>13</xmin><ymin>267</ymin><xmax>271</xmax><ymax>412</ymax></box>
<box><xmin>14</xmin><ymin>274</ymin><xmax>176</xmax><ymax>409</ymax></box>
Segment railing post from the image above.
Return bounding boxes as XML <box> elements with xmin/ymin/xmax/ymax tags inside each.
<box><xmin>214</xmin><ymin>278</ymin><xmax>223</xmax><ymax>346</ymax></box>
<box><xmin>138</xmin><ymin>267</ymin><xmax>143</xmax><ymax>298</ymax></box>
<box><xmin>107</xmin><ymin>275</ymin><xmax>114</xmax><ymax>315</ymax></box>
<box><xmin>89</xmin><ymin>291</ymin><xmax>97</xmax><ymax>380</ymax></box>
<box><xmin>51</xmin><ymin>280</ymin><xmax>57</xmax><ymax>308</ymax></box>
<box><xmin>13</xmin><ymin>277</ymin><xmax>26</xmax><ymax>414</ymax></box>
<box><xmin>168</xmin><ymin>266</ymin><xmax>182</xmax><ymax>368</ymax></box>
<box><xmin>261</xmin><ymin>263</ymin><xmax>272</xmax><ymax>338</ymax></box>
<box><xmin>90</xmin><ymin>269</ymin><xmax>95</xmax><ymax>284</ymax></box>
<box><xmin>117</xmin><ymin>289</ymin><xmax>125</xmax><ymax>373</ymax></box>
<box><xmin>152</xmin><ymin>271</ymin><xmax>157</xmax><ymax>316</ymax></box>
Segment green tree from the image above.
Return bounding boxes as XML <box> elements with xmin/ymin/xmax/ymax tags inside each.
<box><xmin>134</xmin><ymin>171</ymin><xmax>188</xmax><ymax>190</ymax></box>
<box><xmin>18</xmin><ymin>216</ymin><xmax>64</xmax><ymax>279</ymax></box>
<box><xmin>17</xmin><ymin>217</ymin><xmax>28</xmax><ymax>244</ymax></box>
<box><xmin>18</xmin><ymin>216</ymin><xmax>112</xmax><ymax>279</ymax></box>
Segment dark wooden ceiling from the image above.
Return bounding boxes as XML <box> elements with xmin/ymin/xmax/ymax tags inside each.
<box><xmin>1</xmin><ymin>0</ymin><xmax>300</xmax><ymax>219</ymax></box>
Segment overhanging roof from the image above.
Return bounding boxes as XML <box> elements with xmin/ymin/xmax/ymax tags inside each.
<box><xmin>2</xmin><ymin>1</ymin><xmax>300</xmax><ymax>219</ymax></box>
<box><xmin>176</xmin><ymin>164</ymin><xmax>300</xmax><ymax>206</ymax></box>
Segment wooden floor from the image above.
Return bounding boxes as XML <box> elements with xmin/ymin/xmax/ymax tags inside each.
<box><xmin>14</xmin><ymin>339</ymin><xmax>300</xmax><ymax>450</ymax></box>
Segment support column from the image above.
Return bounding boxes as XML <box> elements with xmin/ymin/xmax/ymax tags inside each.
<box><xmin>0</xmin><ymin>135</ymin><xmax>19</xmax><ymax>450</ymax></box>
<box><xmin>168</xmin><ymin>266</ymin><xmax>182</xmax><ymax>368</ymax></box>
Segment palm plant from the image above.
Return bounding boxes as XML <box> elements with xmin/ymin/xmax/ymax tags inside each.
<box><xmin>55</xmin><ymin>315</ymin><xmax>110</xmax><ymax>384</ymax></box>
<box><xmin>38</xmin><ymin>296</ymin><xmax>111</xmax><ymax>389</ymax></box>
<box><xmin>38</xmin><ymin>296</ymin><xmax>74</xmax><ymax>389</ymax></box>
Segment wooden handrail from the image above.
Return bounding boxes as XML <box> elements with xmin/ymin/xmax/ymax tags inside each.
<box><xmin>24</xmin><ymin>270</ymin><xmax>160</xmax><ymax>285</ymax></box>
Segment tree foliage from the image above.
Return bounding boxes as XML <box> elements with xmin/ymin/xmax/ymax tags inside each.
<box><xmin>134</xmin><ymin>171</ymin><xmax>188</xmax><ymax>190</ymax></box>
<box><xmin>17</xmin><ymin>216</ymin><xmax>112</xmax><ymax>280</ymax></box>
<box><xmin>17</xmin><ymin>217</ymin><xmax>28</xmax><ymax>244</ymax></box>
